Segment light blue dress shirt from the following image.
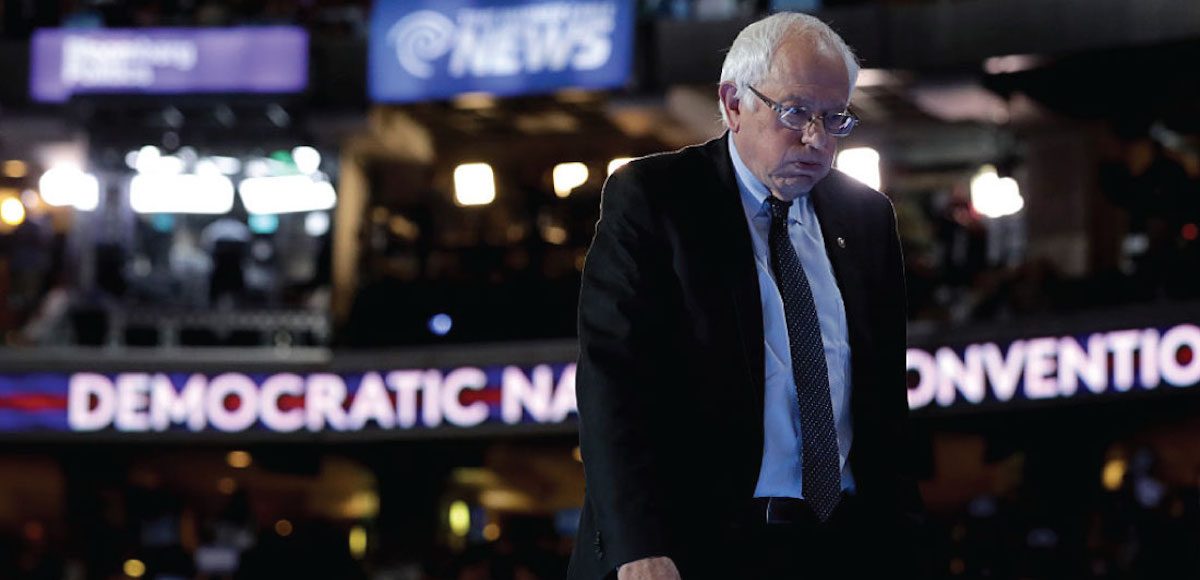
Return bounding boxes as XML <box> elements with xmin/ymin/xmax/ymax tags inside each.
<box><xmin>728</xmin><ymin>134</ymin><xmax>856</xmax><ymax>499</ymax></box>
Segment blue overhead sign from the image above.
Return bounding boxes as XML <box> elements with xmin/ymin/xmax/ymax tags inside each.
<box><xmin>369</xmin><ymin>0</ymin><xmax>634</xmax><ymax>103</ymax></box>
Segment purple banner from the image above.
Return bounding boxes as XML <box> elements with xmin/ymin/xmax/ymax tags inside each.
<box><xmin>30</xmin><ymin>27</ymin><xmax>309</xmax><ymax>103</ymax></box>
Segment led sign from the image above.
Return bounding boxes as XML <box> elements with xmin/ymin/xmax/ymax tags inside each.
<box><xmin>369</xmin><ymin>0</ymin><xmax>634</xmax><ymax>103</ymax></box>
<box><xmin>0</xmin><ymin>364</ymin><xmax>576</xmax><ymax>434</ymax></box>
<box><xmin>907</xmin><ymin>324</ymin><xmax>1200</xmax><ymax>411</ymax></box>
<box><xmin>30</xmin><ymin>27</ymin><xmax>309</xmax><ymax>103</ymax></box>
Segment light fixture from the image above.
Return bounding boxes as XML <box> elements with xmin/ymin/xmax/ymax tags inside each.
<box><xmin>836</xmin><ymin>147</ymin><xmax>882</xmax><ymax>191</ymax></box>
<box><xmin>970</xmin><ymin>164</ymin><xmax>1025</xmax><ymax>218</ymax></box>
<box><xmin>1</xmin><ymin>197</ymin><xmax>26</xmax><ymax>226</ymax></box>
<box><xmin>123</xmin><ymin>559</ymin><xmax>146</xmax><ymax>578</ymax></box>
<box><xmin>292</xmin><ymin>146</ymin><xmax>321</xmax><ymax>175</ymax></box>
<box><xmin>448</xmin><ymin>500</ymin><xmax>470</xmax><ymax>537</ymax></box>
<box><xmin>226</xmin><ymin>450</ymin><xmax>252</xmax><ymax>469</ymax></box>
<box><xmin>38</xmin><ymin>164</ymin><xmax>99</xmax><ymax>210</ymax></box>
<box><xmin>2</xmin><ymin>160</ymin><xmax>28</xmax><ymax>178</ymax></box>
<box><xmin>428</xmin><ymin>313</ymin><xmax>453</xmax><ymax>336</ymax></box>
<box><xmin>133</xmin><ymin>145</ymin><xmax>164</xmax><ymax>174</ymax></box>
<box><xmin>208</xmin><ymin>156</ymin><xmax>243</xmax><ymax>175</ymax></box>
<box><xmin>349</xmin><ymin>525</ymin><xmax>367</xmax><ymax>559</ymax></box>
<box><xmin>131</xmin><ymin>174</ymin><xmax>235</xmax><ymax>214</ymax></box>
<box><xmin>1102</xmin><ymin>458</ymin><xmax>1127</xmax><ymax>491</ymax></box>
<box><xmin>248</xmin><ymin>214</ymin><xmax>279</xmax><ymax>235</ymax></box>
<box><xmin>607</xmin><ymin>157</ymin><xmax>633</xmax><ymax>175</ymax></box>
<box><xmin>453</xmin><ymin>163</ymin><xmax>496</xmax><ymax>206</ymax></box>
<box><xmin>238</xmin><ymin>176</ymin><xmax>336</xmax><ymax>214</ymax></box>
<box><xmin>304</xmin><ymin>211</ymin><xmax>331</xmax><ymax>237</ymax></box>
<box><xmin>553</xmin><ymin>162</ymin><xmax>589</xmax><ymax>198</ymax></box>
<box><xmin>483</xmin><ymin>523</ymin><xmax>501</xmax><ymax>541</ymax></box>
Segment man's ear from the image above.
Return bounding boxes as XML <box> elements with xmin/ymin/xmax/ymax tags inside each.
<box><xmin>718</xmin><ymin>83</ymin><xmax>742</xmax><ymax>132</ymax></box>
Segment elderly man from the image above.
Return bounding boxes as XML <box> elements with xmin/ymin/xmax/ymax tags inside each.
<box><xmin>567</xmin><ymin>11</ymin><xmax>924</xmax><ymax>580</ymax></box>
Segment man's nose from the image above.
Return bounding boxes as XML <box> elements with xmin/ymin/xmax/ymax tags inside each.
<box><xmin>799</xmin><ymin>118</ymin><xmax>830</xmax><ymax>150</ymax></box>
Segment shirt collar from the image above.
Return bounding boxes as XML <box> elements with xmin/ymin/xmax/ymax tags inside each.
<box><xmin>728</xmin><ymin>132</ymin><xmax>806</xmax><ymax>224</ymax></box>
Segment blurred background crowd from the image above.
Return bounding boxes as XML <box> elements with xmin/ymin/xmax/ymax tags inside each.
<box><xmin>1</xmin><ymin>0</ymin><xmax>1199</xmax><ymax>578</ymax></box>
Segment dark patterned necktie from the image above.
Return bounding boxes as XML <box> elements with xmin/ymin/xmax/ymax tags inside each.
<box><xmin>765</xmin><ymin>195</ymin><xmax>842</xmax><ymax>523</ymax></box>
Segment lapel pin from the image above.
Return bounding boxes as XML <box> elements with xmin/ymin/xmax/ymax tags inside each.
<box><xmin>836</xmin><ymin>237</ymin><xmax>846</xmax><ymax>248</ymax></box>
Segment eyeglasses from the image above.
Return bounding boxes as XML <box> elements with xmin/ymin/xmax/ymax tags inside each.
<box><xmin>746</xmin><ymin>85</ymin><xmax>859</xmax><ymax>137</ymax></box>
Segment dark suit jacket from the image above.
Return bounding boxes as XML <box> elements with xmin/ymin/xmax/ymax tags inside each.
<box><xmin>567</xmin><ymin>135</ymin><xmax>923</xmax><ymax>579</ymax></box>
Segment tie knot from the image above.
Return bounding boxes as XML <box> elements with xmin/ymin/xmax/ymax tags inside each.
<box><xmin>766</xmin><ymin>196</ymin><xmax>792</xmax><ymax>222</ymax></box>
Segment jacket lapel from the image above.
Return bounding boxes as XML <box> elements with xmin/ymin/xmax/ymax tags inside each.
<box><xmin>811</xmin><ymin>175</ymin><xmax>872</xmax><ymax>393</ymax></box>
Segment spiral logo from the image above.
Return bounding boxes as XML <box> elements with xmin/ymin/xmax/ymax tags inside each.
<box><xmin>386</xmin><ymin>10</ymin><xmax>457</xmax><ymax>79</ymax></box>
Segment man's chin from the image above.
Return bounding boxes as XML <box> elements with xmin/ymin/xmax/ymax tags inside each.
<box><xmin>771</xmin><ymin>177</ymin><xmax>817</xmax><ymax>199</ymax></box>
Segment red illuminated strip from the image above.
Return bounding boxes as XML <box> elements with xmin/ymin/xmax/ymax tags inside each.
<box><xmin>0</xmin><ymin>394</ymin><xmax>68</xmax><ymax>411</ymax></box>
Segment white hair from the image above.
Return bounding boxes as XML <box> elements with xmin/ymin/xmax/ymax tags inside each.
<box><xmin>718</xmin><ymin>12</ymin><xmax>859</xmax><ymax>127</ymax></box>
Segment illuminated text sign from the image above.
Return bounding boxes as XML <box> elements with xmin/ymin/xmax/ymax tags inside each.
<box><xmin>368</xmin><ymin>0</ymin><xmax>634</xmax><ymax>103</ymax></box>
<box><xmin>30</xmin><ymin>27</ymin><xmax>309</xmax><ymax>103</ymax></box>
<box><xmin>907</xmin><ymin>324</ymin><xmax>1200</xmax><ymax>411</ymax></box>
<box><xmin>0</xmin><ymin>365</ymin><xmax>576</xmax><ymax>434</ymax></box>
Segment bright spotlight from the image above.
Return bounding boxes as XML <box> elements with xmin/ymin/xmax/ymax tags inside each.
<box><xmin>1102</xmin><ymin>458</ymin><xmax>1127</xmax><ymax>491</ymax></box>
<box><xmin>239</xmin><ymin>176</ymin><xmax>336</xmax><ymax>214</ymax></box>
<box><xmin>836</xmin><ymin>147</ymin><xmax>881</xmax><ymax>191</ymax></box>
<box><xmin>453</xmin><ymin>163</ymin><xmax>495</xmax><ymax>206</ymax></box>
<box><xmin>38</xmin><ymin>164</ymin><xmax>99</xmax><ymax>210</ymax></box>
<box><xmin>134</xmin><ymin>145</ymin><xmax>162</xmax><ymax>173</ymax></box>
<box><xmin>304</xmin><ymin>211</ymin><xmax>331</xmax><ymax>237</ymax></box>
<box><xmin>131</xmin><ymin>174</ymin><xmax>235</xmax><ymax>214</ymax></box>
<box><xmin>607</xmin><ymin>157</ymin><xmax>633</xmax><ymax>175</ymax></box>
<box><xmin>292</xmin><ymin>146</ymin><xmax>322</xmax><ymax>174</ymax></box>
<box><xmin>1</xmin><ymin>198</ymin><xmax>26</xmax><ymax>226</ymax></box>
<box><xmin>448</xmin><ymin>500</ymin><xmax>470</xmax><ymax>537</ymax></box>
<box><xmin>970</xmin><ymin>165</ymin><xmax>1025</xmax><ymax>218</ymax></box>
<box><xmin>349</xmin><ymin>525</ymin><xmax>367</xmax><ymax>559</ymax></box>
<box><xmin>123</xmin><ymin>559</ymin><xmax>146</xmax><ymax>578</ymax></box>
<box><xmin>553</xmin><ymin>162</ymin><xmax>589</xmax><ymax>198</ymax></box>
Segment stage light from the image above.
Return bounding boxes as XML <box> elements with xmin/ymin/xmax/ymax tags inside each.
<box><xmin>970</xmin><ymin>165</ymin><xmax>1025</xmax><ymax>218</ymax></box>
<box><xmin>275</xmin><ymin>519</ymin><xmax>293</xmax><ymax>537</ymax></box>
<box><xmin>448</xmin><ymin>500</ymin><xmax>470</xmax><ymax>537</ymax></box>
<box><xmin>2</xmin><ymin>160</ymin><xmax>28</xmax><ymax>178</ymax></box>
<box><xmin>1</xmin><ymin>197</ymin><xmax>26</xmax><ymax>226</ymax></box>
<box><xmin>429</xmin><ymin>313</ymin><xmax>453</xmax><ymax>336</ymax></box>
<box><xmin>553</xmin><ymin>162</ymin><xmax>589</xmax><ymax>198</ymax></box>
<box><xmin>239</xmin><ymin>176</ymin><xmax>336</xmax><ymax>214</ymax></box>
<box><xmin>131</xmin><ymin>174</ymin><xmax>235</xmax><ymax>214</ymax></box>
<box><xmin>607</xmin><ymin>157</ymin><xmax>633</xmax><ymax>175</ymax></box>
<box><xmin>349</xmin><ymin>525</ymin><xmax>367</xmax><ymax>559</ymax></box>
<box><xmin>38</xmin><ymin>164</ymin><xmax>99</xmax><ymax>210</ymax></box>
<box><xmin>483</xmin><ymin>523</ymin><xmax>500</xmax><ymax>541</ymax></box>
<box><xmin>292</xmin><ymin>146</ymin><xmax>321</xmax><ymax>174</ymax></box>
<box><xmin>133</xmin><ymin>146</ymin><xmax>162</xmax><ymax>174</ymax></box>
<box><xmin>1102</xmin><ymin>458</ymin><xmax>1126</xmax><ymax>491</ymax></box>
<box><xmin>836</xmin><ymin>147</ymin><xmax>881</xmax><ymax>191</ymax></box>
<box><xmin>123</xmin><ymin>559</ymin><xmax>146</xmax><ymax>578</ymax></box>
<box><xmin>305</xmin><ymin>211</ymin><xmax>331</xmax><ymax>237</ymax></box>
<box><xmin>226</xmin><ymin>450</ymin><xmax>252</xmax><ymax>469</ymax></box>
<box><xmin>453</xmin><ymin>163</ymin><xmax>495</xmax><ymax>206</ymax></box>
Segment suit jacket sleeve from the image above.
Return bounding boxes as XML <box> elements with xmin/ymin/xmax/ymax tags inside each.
<box><xmin>575</xmin><ymin>165</ymin><xmax>674</xmax><ymax>570</ymax></box>
<box><xmin>879</xmin><ymin>199</ymin><xmax>928</xmax><ymax>558</ymax></box>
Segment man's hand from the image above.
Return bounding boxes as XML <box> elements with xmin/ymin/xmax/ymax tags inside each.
<box><xmin>617</xmin><ymin>556</ymin><xmax>682</xmax><ymax>580</ymax></box>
